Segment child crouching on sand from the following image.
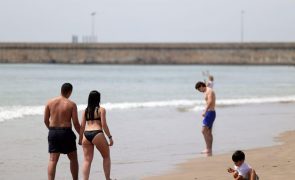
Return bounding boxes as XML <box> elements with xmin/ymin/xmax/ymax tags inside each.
<box><xmin>227</xmin><ymin>150</ymin><xmax>259</xmax><ymax>180</ymax></box>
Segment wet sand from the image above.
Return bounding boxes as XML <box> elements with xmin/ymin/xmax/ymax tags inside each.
<box><xmin>144</xmin><ymin>129</ymin><xmax>295</xmax><ymax>179</ymax></box>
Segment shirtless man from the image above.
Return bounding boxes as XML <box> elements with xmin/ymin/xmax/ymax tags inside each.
<box><xmin>44</xmin><ymin>83</ymin><xmax>81</xmax><ymax>180</ymax></box>
<box><xmin>195</xmin><ymin>81</ymin><xmax>216</xmax><ymax>155</ymax></box>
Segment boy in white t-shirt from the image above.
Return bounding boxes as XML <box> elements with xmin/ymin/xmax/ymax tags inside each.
<box><xmin>204</xmin><ymin>75</ymin><xmax>214</xmax><ymax>88</ymax></box>
<box><xmin>227</xmin><ymin>150</ymin><xmax>259</xmax><ymax>180</ymax></box>
<box><xmin>206</xmin><ymin>75</ymin><xmax>214</xmax><ymax>88</ymax></box>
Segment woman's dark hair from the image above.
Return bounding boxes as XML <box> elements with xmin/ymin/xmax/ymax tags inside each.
<box><xmin>232</xmin><ymin>150</ymin><xmax>245</xmax><ymax>162</ymax></box>
<box><xmin>195</xmin><ymin>81</ymin><xmax>206</xmax><ymax>90</ymax></box>
<box><xmin>85</xmin><ymin>90</ymin><xmax>101</xmax><ymax>120</ymax></box>
<box><xmin>61</xmin><ymin>83</ymin><xmax>73</xmax><ymax>96</ymax></box>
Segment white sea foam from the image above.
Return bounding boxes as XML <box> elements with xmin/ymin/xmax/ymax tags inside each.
<box><xmin>217</xmin><ymin>96</ymin><xmax>295</xmax><ymax>106</ymax></box>
<box><xmin>103</xmin><ymin>99</ymin><xmax>200</xmax><ymax>110</ymax></box>
<box><xmin>0</xmin><ymin>106</ymin><xmax>44</xmax><ymax>122</ymax></box>
<box><xmin>0</xmin><ymin>96</ymin><xmax>295</xmax><ymax>122</ymax></box>
<box><xmin>189</xmin><ymin>96</ymin><xmax>295</xmax><ymax>112</ymax></box>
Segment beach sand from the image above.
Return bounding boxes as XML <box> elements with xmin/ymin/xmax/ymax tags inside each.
<box><xmin>144</xmin><ymin>130</ymin><xmax>295</xmax><ymax>180</ymax></box>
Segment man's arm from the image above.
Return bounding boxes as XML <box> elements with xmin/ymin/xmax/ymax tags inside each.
<box><xmin>71</xmin><ymin>103</ymin><xmax>81</xmax><ymax>134</ymax></box>
<box><xmin>79</xmin><ymin>111</ymin><xmax>86</xmax><ymax>145</ymax></box>
<box><xmin>44</xmin><ymin>103</ymin><xmax>50</xmax><ymax>129</ymax></box>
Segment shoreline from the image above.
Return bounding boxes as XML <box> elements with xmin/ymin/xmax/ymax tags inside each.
<box><xmin>143</xmin><ymin>130</ymin><xmax>295</xmax><ymax>179</ymax></box>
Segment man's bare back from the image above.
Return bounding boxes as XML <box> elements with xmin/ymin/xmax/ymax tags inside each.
<box><xmin>45</xmin><ymin>96</ymin><xmax>77</xmax><ymax>128</ymax></box>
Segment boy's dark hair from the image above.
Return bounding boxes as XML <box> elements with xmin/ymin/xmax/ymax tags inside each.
<box><xmin>232</xmin><ymin>150</ymin><xmax>245</xmax><ymax>162</ymax></box>
<box><xmin>61</xmin><ymin>83</ymin><xmax>73</xmax><ymax>96</ymax></box>
<box><xmin>195</xmin><ymin>81</ymin><xmax>206</xmax><ymax>90</ymax></box>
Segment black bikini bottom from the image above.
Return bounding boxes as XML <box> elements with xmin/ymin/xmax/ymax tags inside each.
<box><xmin>84</xmin><ymin>130</ymin><xmax>103</xmax><ymax>143</ymax></box>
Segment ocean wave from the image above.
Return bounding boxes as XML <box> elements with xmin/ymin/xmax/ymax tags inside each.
<box><xmin>102</xmin><ymin>100</ymin><xmax>200</xmax><ymax>110</ymax></box>
<box><xmin>189</xmin><ymin>96</ymin><xmax>295</xmax><ymax>111</ymax></box>
<box><xmin>218</xmin><ymin>96</ymin><xmax>295</xmax><ymax>106</ymax></box>
<box><xmin>0</xmin><ymin>96</ymin><xmax>294</xmax><ymax>122</ymax></box>
<box><xmin>0</xmin><ymin>106</ymin><xmax>44</xmax><ymax>122</ymax></box>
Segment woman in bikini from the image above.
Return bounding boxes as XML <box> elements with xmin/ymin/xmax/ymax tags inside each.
<box><xmin>79</xmin><ymin>90</ymin><xmax>113</xmax><ymax>180</ymax></box>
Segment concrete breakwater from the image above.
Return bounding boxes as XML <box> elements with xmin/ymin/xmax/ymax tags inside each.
<box><xmin>0</xmin><ymin>42</ymin><xmax>295</xmax><ymax>64</ymax></box>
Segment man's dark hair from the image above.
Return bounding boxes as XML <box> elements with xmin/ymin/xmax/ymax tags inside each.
<box><xmin>232</xmin><ymin>150</ymin><xmax>245</xmax><ymax>162</ymax></box>
<box><xmin>61</xmin><ymin>83</ymin><xmax>73</xmax><ymax>96</ymax></box>
<box><xmin>195</xmin><ymin>81</ymin><xmax>206</xmax><ymax>90</ymax></box>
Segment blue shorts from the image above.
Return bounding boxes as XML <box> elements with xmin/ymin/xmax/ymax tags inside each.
<box><xmin>203</xmin><ymin>111</ymin><xmax>216</xmax><ymax>129</ymax></box>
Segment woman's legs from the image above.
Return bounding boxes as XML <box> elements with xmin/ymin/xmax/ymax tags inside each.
<box><xmin>92</xmin><ymin>134</ymin><xmax>111</xmax><ymax>180</ymax></box>
<box><xmin>82</xmin><ymin>137</ymin><xmax>94</xmax><ymax>180</ymax></box>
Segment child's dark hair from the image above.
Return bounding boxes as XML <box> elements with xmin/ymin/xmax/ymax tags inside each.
<box><xmin>195</xmin><ymin>81</ymin><xmax>206</xmax><ymax>90</ymax></box>
<box><xmin>232</xmin><ymin>150</ymin><xmax>245</xmax><ymax>162</ymax></box>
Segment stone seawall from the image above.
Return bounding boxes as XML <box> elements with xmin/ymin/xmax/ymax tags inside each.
<box><xmin>0</xmin><ymin>43</ymin><xmax>295</xmax><ymax>65</ymax></box>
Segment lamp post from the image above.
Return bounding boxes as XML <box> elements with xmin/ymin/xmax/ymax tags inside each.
<box><xmin>91</xmin><ymin>12</ymin><xmax>96</xmax><ymax>41</ymax></box>
<box><xmin>240</xmin><ymin>10</ymin><xmax>244</xmax><ymax>43</ymax></box>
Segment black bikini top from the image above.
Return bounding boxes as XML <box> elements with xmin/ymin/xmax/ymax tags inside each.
<box><xmin>85</xmin><ymin>107</ymin><xmax>101</xmax><ymax>121</ymax></box>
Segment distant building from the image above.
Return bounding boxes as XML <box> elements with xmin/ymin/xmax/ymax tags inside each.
<box><xmin>72</xmin><ymin>35</ymin><xmax>79</xmax><ymax>43</ymax></box>
<box><xmin>82</xmin><ymin>35</ymin><xmax>97</xmax><ymax>43</ymax></box>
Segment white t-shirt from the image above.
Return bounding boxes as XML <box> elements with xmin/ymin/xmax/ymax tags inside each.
<box><xmin>207</xmin><ymin>81</ymin><xmax>214</xmax><ymax>88</ymax></box>
<box><xmin>234</xmin><ymin>162</ymin><xmax>251</xmax><ymax>179</ymax></box>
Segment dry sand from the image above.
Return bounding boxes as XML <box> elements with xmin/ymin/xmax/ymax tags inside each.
<box><xmin>144</xmin><ymin>130</ymin><xmax>295</xmax><ymax>180</ymax></box>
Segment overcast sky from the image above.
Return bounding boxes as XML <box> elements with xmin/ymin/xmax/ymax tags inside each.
<box><xmin>0</xmin><ymin>0</ymin><xmax>294</xmax><ymax>43</ymax></box>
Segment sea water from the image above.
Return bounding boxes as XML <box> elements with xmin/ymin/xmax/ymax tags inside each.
<box><xmin>1</xmin><ymin>64</ymin><xmax>295</xmax><ymax>121</ymax></box>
